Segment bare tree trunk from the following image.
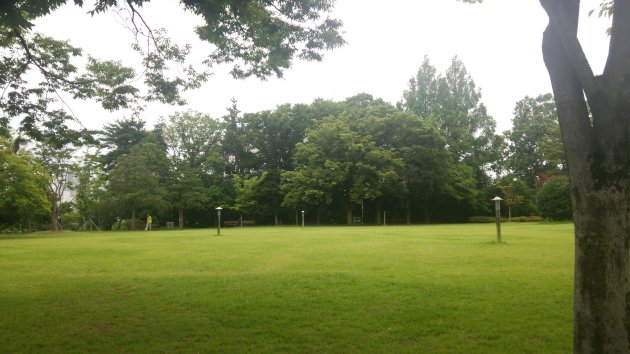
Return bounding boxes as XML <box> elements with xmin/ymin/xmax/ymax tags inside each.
<box><xmin>131</xmin><ymin>208</ymin><xmax>136</xmax><ymax>231</ymax></box>
<box><xmin>179</xmin><ymin>207</ymin><xmax>184</xmax><ymax>230</ymax></box>
<box><xmin>541</xmin><ymin>1</ymin><xmax>630</xmax><ymax>351</ymax></box>
<box><xmin>50</xmin><ymin>209</ymin><xmax>59</xmax><ymax>232</ymax></box>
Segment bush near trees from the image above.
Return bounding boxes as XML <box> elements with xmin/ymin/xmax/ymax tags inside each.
<box><xmin>536</xmin><ymin>176</ymin><xmax>573</xmax><ymax>221</ymax></box>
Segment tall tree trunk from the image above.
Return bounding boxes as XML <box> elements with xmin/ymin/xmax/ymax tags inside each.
<box><xmin>541</xmin><ymin>1</ymin><xmax>630</xmax><ymax>351</ymax></box>
<box><xmin>179</xmin><ymin>207</ymin><xmax>184</xmax><ymax>230</ymax></box>
<box><xmin>274</xmin><ymin>213</ymin><xmax>279</xmax><ymax>226</ymax></box>
<box><xmin>405</xmin><ymin>201</ymin><xmax>411</xmax><ymax>225</ymax></box>
<box><xmin>345</xmin><ymin>204</ymin><xmax>353</xmax><ymax>225</ymax></box>
<box><xmin>131</xmin><ymin>208</ymin><xmax>136</xmax><ymax>231</ymax></box>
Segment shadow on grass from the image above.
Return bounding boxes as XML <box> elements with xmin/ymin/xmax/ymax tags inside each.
<box><xmin>480</xmin><ymin>240</ymin><xmax>509</xmax><ymax>245</ymax></box>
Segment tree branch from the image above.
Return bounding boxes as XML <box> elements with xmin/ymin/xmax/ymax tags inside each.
<box><xmin>604</xmin><ymin>0</ymin><xmax>630</xmax><ymax>79</ymax></box>
<box><xmin>12</xmin><ymin>28</ymin><xmax>80</xmax><ymax>87</ymax></box>
<box><xmin>540</xmin><ymin>0</ymin><xmax>597</xmax><ymax>99</ymax></box>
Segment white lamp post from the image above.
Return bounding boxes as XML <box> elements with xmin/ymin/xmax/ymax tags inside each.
<box><xmin>301</xmin><ymin>210</ymin><xmax>305</xmax><ymax>228</ymax></box>
<box><xmin>216</xmin><ymin>207</ymin><xmax>223</xmax><ymax>235</ymax></box>
<box><xmin>492</xmin><ymin>196</ymin><xmax>503</xmax><ymax>243</ymax></box>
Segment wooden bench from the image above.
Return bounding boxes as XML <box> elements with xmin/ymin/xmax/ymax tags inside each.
<box><xmin>224</xmin><ymin>220</ymin><xmax>256</xmax><ymax>226</ymax></box>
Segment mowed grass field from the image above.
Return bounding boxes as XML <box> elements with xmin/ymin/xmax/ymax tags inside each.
<box><xmin>0</xmin><ymin>223</ymin><xmax>573</xmax><ymax>353</ymax></box>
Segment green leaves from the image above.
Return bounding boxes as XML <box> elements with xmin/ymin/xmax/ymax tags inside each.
<box><xmin>81</xmin><ymin>57</ymin><xmax>139</xmax><ymax>110</ymax></box>
<box><xmin>2</xmin><ymin>0</ymin><xmax>344</xmax><ymax>148</ymax></box>
<box><xmin>505</xmin><ymin>94</ymin><xmax>564</xmax><ymax>185</ymax></box>
<box><xmin>193</xmin><ymin>0</ymin><xmax>345</xmax><ymax>78</ymax></box>
<box><xmin>0</xmin><ymin>138</ymin><xmax>50</xmax><ymax>230</ymax></box>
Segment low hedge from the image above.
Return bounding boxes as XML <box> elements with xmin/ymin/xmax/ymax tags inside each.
<box><xmin>468</xmin><ymin>215</ymin><xmax>543</xmax><ymax>223</ymax></box>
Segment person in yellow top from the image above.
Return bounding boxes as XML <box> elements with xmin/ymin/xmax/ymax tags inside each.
<box><xmin>145</xmin><ymin>214</ymin><xmax>152</xmax><ymax>231</ymax></box>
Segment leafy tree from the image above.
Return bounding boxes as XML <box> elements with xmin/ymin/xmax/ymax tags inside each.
<box><xmin>107</xmin><ymin>141</ymin><xmax>168</xmax><ymax>230</ymax></box>
<box><xmin>505</xmin><ymin>94</ymin><xmax>565</xmax><ymax>186</ymax></box>
<box><xmin>400</xmin><ymin>55</ymin><xmax>439</xmax><ymax>117</ymax></box>
<box><xmin>168</xmin><ymin>161</ymin><xmax>207</xmax><ymax>229</ymax></box>
<box><xmin>231</xmin><ymin>173</ymin><xmax>263</xmax><ymax>221</ymax></box>
<box><xmin>33</xmin><ymin>142</ymin><xmax>76</xmax><ymax>231</ymax></box>
<box><xmin>100</xmin><ymin>117</ymin><xmax>148</xmax><ymax>170</ymax></box>
<box><xmin>73</xmin><ymin>152</ymin><xmax>108</xmax><ymax>227</ymax></box>
<box><xmin>241</xmin><ymin>102</ymin><xmax>343</xmax><ymax>224</ymax></box>
<box><xmin>353</xmin><ymin>100</ymin><xmax>450</xmax><ymax>223</ymax></box>
<box><xmin>536</xmin><ymin>176</ymin><xmax>572</xmax><ymax>221</ymax></box>
<box><xmin>283</xmin><ymin>98</ymin><xmax>405</xmax><ymax>225</ymax></box>
<box><xmin>401</xmin><ymin>56</ymin><xmax>502</xmax><ymax>213</ymax></box>
<box><xmin>402</xmin><ymin>56</ymin><xmax>500</xmax><ymax>170</ymax></box>
<box><xmin>497</xmin><ymin>182</ymin><xmax>526</xmax><ymax>222</ymax></box>
<box><xmin>162</xmin><ymin>111</ymin><xmax>222</xmax><ymax>173</ymax></box>
<box><xmin>244</xmin><ymin>104</ymin><xmax>319</xmax><ymax>172</ymax></box>
<box><xmin>0</xmin><ymin>137</ymin><xmax>49</xmax><ymax>231</ymax></box>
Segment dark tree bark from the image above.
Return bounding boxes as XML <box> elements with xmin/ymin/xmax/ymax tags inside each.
<box><xmin>131</xmin><ymin>208</ymin><xmax>137</xmax><ymax>231</ymax></box>
<box><xmin>540</xmin><ymin>0</ymin><xmax>630</xmax><ymax>352</ymax></box>
<box><xmin>345</xmin><ymin>204</ymin><xmax>353</xmax><ymax>225</ymax></box>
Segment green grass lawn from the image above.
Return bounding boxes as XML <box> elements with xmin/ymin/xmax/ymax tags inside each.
<box><xmin>0</xmin><ymin>223</ymin><xmax>574</xmax><ymax>353</ymax></box>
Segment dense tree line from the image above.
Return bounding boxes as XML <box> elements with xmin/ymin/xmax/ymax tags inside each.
<box><xmin>0</xmin><ymin>57</ymin><xmax>568</xmax><ymax>231</ymax></box>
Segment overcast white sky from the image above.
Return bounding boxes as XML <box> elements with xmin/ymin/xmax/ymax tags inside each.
<box><xmin>34</xmin><ymin>0</ymin><xmax>611</xmax><ymax>133</ymax></box>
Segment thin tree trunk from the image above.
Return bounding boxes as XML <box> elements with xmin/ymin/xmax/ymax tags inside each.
<box><xmin>406</xmin><ymin>201</ymin><xmax>411</xmax><ymax>225</ymax></box>
<box><xmin>131</xmin><ymin>208</ymin><xmax>136</xmax><ymax>231</ymax></box>
<box><xmin>179</xmin><ymin>207</ymin><xmax>184</xmax><ymax>230</ymax></box>
<box><xmin>541</xmin><ymin>1</ymin><xmax>630</xmax><ymax>351</ymax></box>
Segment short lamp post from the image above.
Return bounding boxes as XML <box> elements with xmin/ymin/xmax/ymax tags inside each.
<box><xmin>301</xmin><ymin>210</ymin><xmax>305</xmax><ymax>228</ymax></box>
<box><xmin>216</xmin><ymin>207</ymin><xmax>223</xmax><ymax>236</ymax></box>
<box><xmin>492</xmin><ymin>196</ymin><xmax>503</xmax><ymax>243</ymax></box>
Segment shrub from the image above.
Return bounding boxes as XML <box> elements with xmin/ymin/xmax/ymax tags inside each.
<box><xmin>61</xmin><ymin>213</ymin><xmax>82</xmax><ymax>225</ymax></box>
<box><xmin>537</xmin><ymin>176</ymin><xmax>573</xmax><ymax>221</ymax></box>
<box><xmin>510</xmin><ymin>216</ymin><xmax>544</xmax><ymax>222</ymax></box>
<box><xmin>468</xmin><ymin>216</ymin><xmax>496</xmax><ymax>223</ymax></box>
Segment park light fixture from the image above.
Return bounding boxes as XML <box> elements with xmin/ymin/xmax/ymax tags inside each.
<box><xmin>492</xmin><ymin>196</ymin><xmax>503</xmax><ymax>243</ymax></box>
<box><xmin>216</xmin><ymin>207</ymin><xmax>223</xmax><ymax>235</ymax></box>
<box><xmin>301</xmin><ymin>210</ymin><xmax>305</xmax><ymax>228</ymax></box>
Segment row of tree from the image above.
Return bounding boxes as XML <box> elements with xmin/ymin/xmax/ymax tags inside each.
<box><xmin>0</xmin><ymin>57</ymin><xmax>569</xmax><ymax>231</ymax></box>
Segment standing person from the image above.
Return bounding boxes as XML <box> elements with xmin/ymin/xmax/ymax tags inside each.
<box><xmin>145</xmin><ymin>214</ymin><xmax>152</xmax><ymax>231</ymax></box>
